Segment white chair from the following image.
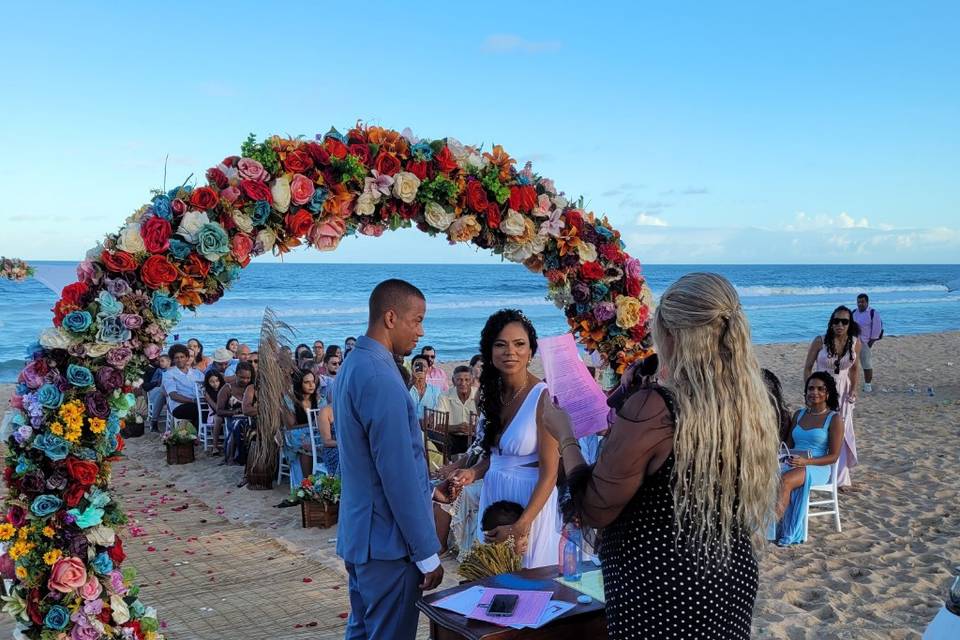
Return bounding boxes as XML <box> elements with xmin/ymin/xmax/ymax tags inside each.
<box><xmin>307</xmin><ymin>408</ymin><xmax>329</xmax><ymax>476</ymax></box>
<box><xmin>194</xmin><ymin>382</ymin><xmax>222</xmax><ymax>453</ymax></box>
<box><xmin>277</xmin><ymin>444</ymin><xmax>291</xmax><ymax>487</ymax></box>
<box><xmin>806</xmin><ymin>460</ymin><xmax>841</xmax><ymax>533</ymax></box>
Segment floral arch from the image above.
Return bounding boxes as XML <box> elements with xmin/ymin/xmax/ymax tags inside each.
<box><xmin>2</xmin><ymin>124</ymin><xmax>653</xmax><ymax>638</ymax></box>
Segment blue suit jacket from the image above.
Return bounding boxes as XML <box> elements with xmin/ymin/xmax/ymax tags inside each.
<box><xmin>334</xmin><ymin>336</ymin><xmax>439</xmax><ymax>565</ymax></box>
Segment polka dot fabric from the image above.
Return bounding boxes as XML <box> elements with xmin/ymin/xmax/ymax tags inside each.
<box><xmin>599</xmin><ymin>456</ymin><xmax>758</xmax><ymax>638</ymax></box>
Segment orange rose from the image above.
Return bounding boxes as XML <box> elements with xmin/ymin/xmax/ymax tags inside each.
<box><xmin>47</xmin><ymin>556</ymin><xmax>87</xmax><ymax>593</ymax></box>
<box><xmin>285</xmin><ymin>210</ymin><xmax>314</xmax><ymax>237</ymax></box>
<box><xmin>231</xmin><ymin>233</ymin><xmax>254</xmax><ymax>266</ymax></box>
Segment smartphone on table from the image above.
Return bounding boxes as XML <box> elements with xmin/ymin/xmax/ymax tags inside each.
<box><xmin>487</xmin><ymin>594</ymin><xmax>519</xmax><ymax>617</ymax></box>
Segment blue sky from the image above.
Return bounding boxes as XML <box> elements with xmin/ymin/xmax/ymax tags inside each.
<box><xmin>1</xmin><ymin>1</ymin><xmax>957</xmax><ymax>264</ymax></box>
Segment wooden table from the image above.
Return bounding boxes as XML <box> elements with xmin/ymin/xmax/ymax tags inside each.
<box><xmin>417</xmin><ymin>566</ymin><xmax>607</xmax><ymax>640</ymax></box>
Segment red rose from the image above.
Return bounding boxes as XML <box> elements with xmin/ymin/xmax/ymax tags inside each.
<box><xmin>599</xmin><ymin>243</ymin><xmax>622</xmax><ymax>264</ymax></box>
<box><xmin>406</xmin><ymin>159</ymin><xmax>429</xmax><ymax>180</ymax></box>
<box><xmin>63</xmin><ymin>483</ymin><xmax>86</xmax><ymax>508</ymax></box>
<box><xmin>190</xmin><ymin>186</ymin><xmax>220</xmax><ymax>211</ymax></box>
<box><xmin>434</xmin><ymin>146</ymin><xmax>458</xmax><ymax>173</ymax></box>
<box><xmin>348</xmin><ymin>143</ymin><xmax>371</xmax><ymax>166</ymax></box>
<box><xmin>398</xmin><ymin>202</ymin><xmax>420</xmax><ymax>220</ymax></box>
<box><xmin>61</xmin><ymin>281</ymin><xmax>89</xmax><ymax>306</ymax></box>
<box><xmin>305</xmin><ymin>142</ymin><xmax>330</xmax><ymax>166</ymax></box>
<box><xmin>325</xmin><ymin>138</ymin><xmax>349</xmax><ymax>160</ymax></box>
<box><xmin>626</xmin><ymin>276</ymin><xmax>643</xmax><ymax>297</ymax></box>
<box><xmin>565</xmin><ymin>210</ymin><xmax>584</xmax><ymax>230</ymax></box>
<box><xmin>373</xmin><ymin>151</ymin><xmax>401</xmax><ymax>176</ymax></box>
<box><xmin>239</xmin><ymin>179</ymin><xmax>273</xmax><ymax>203</ymax></box>
<box><xmin>65</xmin><ymin>457</ymin><xmax>99</xmax><ymax>487</ymax></box>
<box><xmin>581</xmin><ymin>261</ymin><xmax>604</xmax><ymax>281</ymax></box>
<box><xmin>100</xmin><ymin>250</ymin><xmax>138</xmax><ymax>273</ymax></box>
<box><xmin>141</xmin><ymin>216</ymin><xmax>172</xmax><ymax>254</ymax></box>
<box><xmin>485</xmin><ymin>203</ymin><xmax>502</xmax><ymax>229</ymax></box>
<box><xmin>107</xmin><ymin>537</ymin><xmax>126</xmax><ymax>565</ymax></box>
<box><xmin>222</xmin><ymin>155</ymin><xmax>239</xmax><ymax>168</ymax></box>
<box><xmin>231</xmin><ymin>233</ymin><xmax>254</xmax><ymax>267</ymax></box>
<box><xmin>464</xmin><ymin>180</ymin><xmax>489</xmax><ymax>212</ymax></box>
<box><xmin>140</xmin><ymin>255</ymin><xmax>179</xmax><ymax>289</ymax></box>
<box><xmin>52</xmin><ymin>301</ymin><xmax>77</xmax><ymax>327</ymax></box>
<box><xmin>113</xmin><ymin>434</ymin><xmax>125</xmax><ymax>453</ymax></box>
<box><xmin>630</xmin><ymin>324</ymin><xmax>647</xmax><ymax>342</ymax></box>
<box><xmin>347</xmin><ymin>127</ymin><xmax>368</xmax><ymax>145</ymax></box>
<box><xmin>206</xmin><ymin>167</ymin><xmax>229</xmax><ymax>189</ymax></box>
<box><xmin>26</xmin><ymin>589</ymin><xmax>42</xmax><ymax>625</ymax></box>
<box><xmin>283</xmin><ymin>149</ymin><xmax>313</xmax><ymax>173</ymax></box>
<box><xmin>182</xmin><ymin>253</ymin><xmax>210</xmax><ymax>278</ymax></box>
<box><xmin>285</xmin><ymin>209</ymin><xmax>314</xmax><ymax>237</ymax></box>
<box><xmin>508</xmin><ymin>185</ymin><xmax>538</xmax><ymax>213</ymax></box>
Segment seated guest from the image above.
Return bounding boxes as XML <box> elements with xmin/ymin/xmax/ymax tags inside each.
<box><xmin>344</xmin><ymin>336</ymin><xmax>357</xmax><ymax>358</ymax></box>
<box><xmin>439</xmin><ymin>366</ymin><xmax>477</xmax><ymax>455</ymax></box>
<box><xmin>312</xmin><ymin>339</ymin><xmax>325</xmax><ymax>361</ymax></box>
<box><xmin>217</xmin><ymin>362</ymin><xmax>254</xmax><ymax>465</ymax></box>
<box><xmin>469</xmin><ymin>354</ymin><xmax>483</xmax><ymax>391</ymax></box>
<box><xmin>421</xmin><ymin>345</ymin><xmax>449</xmax><ymax>392</ymax></box>
<box><xmin>208</xmin><ymin>348</ymin><xmax>234</xmax><ymax>376</ymax></box>
<box><xmin>162</xmin><ymin>344</ymin><xmax>204</xmax><ymax>427</ymax></box>
<box><xmin>294</xmin><ymin>343</ymin><xmax>313</xmax><ymax>369</ymax></box>
<box><xmin>226</xmin><ymin>338</ymin><xmax>240</xmax><ymax>356</ymax></box>
<box><xmin>202</xmin><ymin>370</ymin><xmax>225</xmax><ymax>453</ymax></box>
<box><xmin>774</xmin><ymin>372</ymin><xmax>845</xmax><ymax>545</ymax></box>
<box><xmin>314</xmin><ymin>402</ymin><xmax>338</xmax><ymax>477</ymax></box>
<box><xmin>187</xmin><ymin>338</ymin><xmax>212</xmax><ymax>373</ymax></box>
<box><xmin>319</xmin><ymin>350</ymin><xmax>342</xmax><ymax>404</ymax></box>
<box><xmin>283</xmin><ymin>370</ymin><xmax>321</xmax><ymax>487</ymax></box>
<box><xmin>409</xmin><ymin>355</ymin><xmax>443</xmax><ymax>425</ymax></box>
<box><xmin>143</xmin><ymin>353</ymin><xmax>170</xmax><ymax>432</ymax></box>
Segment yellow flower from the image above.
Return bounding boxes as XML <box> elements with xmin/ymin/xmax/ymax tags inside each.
<box><xmin>0</xmin><ymin>523</ymin><xmax>14</xmax><ymax>541</ymax></box>
<box><xmin>43</xmin><ymin>549</ymin><xmax>62</xmax><ymax>566</ymax></box>
<box><xmin>615</xmin><ymin>295</ymin><xmax>643</xmax><ymax>329</ymax></box>
<box><xmin>8</xmin><ymin>541</ymin><xmax>34</xmax><ymax>560</ymax></box>
<box><xmin>88</xmin><ymin>417</ymin><xmax>107</xmax><ymax>434</ymax></box>
<box><xmin>49</xmin><ymin>421</ymin><xmax>65</xmax><ymax>436</ymax></box>
<box><xmin>17</xmin><ymin>526</ymin><xmax>30</xmax><ymax>541</ymax></box>
<box><xmin>42</xmin><ymin>526</ymin><xmax>55</xmax><ymax>538</ymax></box>
<box><xmin>15</xmin><ymin>566</ymin><xmax>27</xmax><ymax>580</ymax></box>
<box><xmin>65</xmin><ymin>424</ymin><xmax>82</xmax><ymax>443</ymax></box>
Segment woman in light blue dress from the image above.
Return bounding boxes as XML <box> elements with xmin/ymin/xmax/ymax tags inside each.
<box><xmin>774</xmin><ymin>372</ymin><xmax>845</xmax><ymax>545</ymax></box>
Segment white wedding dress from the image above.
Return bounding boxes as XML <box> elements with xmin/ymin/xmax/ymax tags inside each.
<box><xmin>476</xmin><ymin>382</ymin><xmax>561</xmax><ymax>569</ymax></box>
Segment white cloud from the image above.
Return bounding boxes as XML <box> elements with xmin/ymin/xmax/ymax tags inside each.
<box><xmin>635</xmin><ymin>213</ymin><xmax>669</xmax><ymax>227</ymax></box>
<box><xmin>481</xmin><ymin>34</ymin><xmax>562</xmax><ymax>54</ymax></box>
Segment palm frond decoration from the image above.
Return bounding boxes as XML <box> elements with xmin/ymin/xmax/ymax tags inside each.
<box><xmin>245</xmin><ymin>306</ymin><xmax>296</xmax><ymax>479</ymax></box>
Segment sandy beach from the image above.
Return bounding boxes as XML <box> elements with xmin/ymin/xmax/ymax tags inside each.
<box><xmin>2</xmin><ymin>331</ymin><xmax>958</xmax><ymax>638</ymax></box>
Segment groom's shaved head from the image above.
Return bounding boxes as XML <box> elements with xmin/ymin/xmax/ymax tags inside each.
<box><xmin>369</xmin><ymin>279</ymin><xmax>425</xmax><ymax>322</ymax></box>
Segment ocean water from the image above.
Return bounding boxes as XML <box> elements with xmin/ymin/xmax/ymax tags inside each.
<box><xmin>1</xmin><ymin>263</ymin><xmax>958</xmax><ymax>382</ymax></box>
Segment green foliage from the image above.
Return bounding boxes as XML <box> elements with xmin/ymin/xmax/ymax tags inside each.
<box><xmin>240</xmin><ymin>133</ymin><xmax>281</xmax><ymax>176</ymax></box>
<box><xmin>417</xmin><ymin>175</ymin><xmax>459</xmax><ymax>206</ymax></box>
<box><xmin>481</xmin><ymin>171</ymin><xmax>510</xmax><ymax>205</ymax></box>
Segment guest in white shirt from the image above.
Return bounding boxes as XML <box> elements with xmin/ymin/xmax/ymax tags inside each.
<box><xmin>420</xmin><ymin>345</ymin><xmax>449</xmax><ymax>392</ymax></box>
<box><xmin>162</xmin><ymin>344</ymin><xmax>204</xmax><ymax>427</ymax></box>
<box><xmin>439</xmin><ymin>366</ymin><xmax>477</xmax><ymax>455</ymax></box>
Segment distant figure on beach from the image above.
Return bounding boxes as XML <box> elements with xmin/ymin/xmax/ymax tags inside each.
<box><xmin>335</xmin><ymin>279</ymin><xmax>442</xmax><ymax>640</ymax></box>
<box><xmin>804</xmin><ymin>305</ymin><xmax>860</xmax><ymax>488</ymax></box>
<box><xmin>549</xmin><ymin>273</ymin><xmax>779</xmax><ymax>639</ymax></box>
<box><xmin>853</xmin><ymin>293</ymin><xmax>883</xmax><ymax>392</ymax></box>
<box><xmin>774</xmin><ymin>372</ymin><xmax>844</xmax><ymax>545</ymax></box>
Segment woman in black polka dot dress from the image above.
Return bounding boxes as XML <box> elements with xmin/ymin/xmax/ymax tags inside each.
<box><xmin>544</xmin><ymin>273</ymin><xmax>780</xmax><ymax>638</ymax></box>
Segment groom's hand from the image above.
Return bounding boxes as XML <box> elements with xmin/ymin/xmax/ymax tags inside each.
<box><xmin>419</xmin><ymin>565</ymin><xmax>444</xmax><ymax>591</ymax></box>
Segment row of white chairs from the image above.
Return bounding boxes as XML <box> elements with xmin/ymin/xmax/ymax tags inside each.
<box><xmin>159</xmin><ymin>382</ymin><xmax>223</xmax><ymax>453</ymax></box>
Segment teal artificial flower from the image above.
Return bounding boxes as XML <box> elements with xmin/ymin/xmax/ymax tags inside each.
<box><xmin>30</xmin><ymin>494</ymin><xmax>63</xmax><ymax>518</ymax></box>
<box><xmin>196</xmin><ymin>222</ymin><xmax>230</xmax><ymax>261</ymax></box>
<box><xmin>91</xmin><ymin>551</ymin><xmax>113</xmax><ymax>575</ymax></box>
<box><xmin>96</xmin><ymin>316</ymin><xmax>131</xmax><ymax>344</ymax></box>
<box><xmin>66</xmin><ymin>364</ymin><xmax>94</xmax><ymax>388</ymax></box>
<box><xmin>87</xmin><ymin>487</ymin><xmax>111</xmax><ymax>509</ymax></box>
<box><xmin>67</xmin><ymin>505</ymin><xmax>104</xmax><ymax>529</ymax></box>
<box><xmin>63</xmin><ymin>310</ymin><xmax>93</xmax><ymax>333</ymax></box>
<box><xmin>31</xmin><ymin>433</ymin><xmax>70</xmax><ymax>461</ymax></box>
<box><xmin>252</xmin><ymin>200</ymin><xmax>272</xmax><ymax>225</ymax></box>
<box><xmin>151</xmin><ymin>293</ymin><xmax>181</xmax><ymax>323</ymax></box>
<box><xmin>35</xmin><ymin>384</ymin><xmax>63</xmax><ymax>409</ymax></box>
<box><xmin>96</xmin><ymin>291</ymin><xmax>123</xmax><ymax>318</ymax></box>
<box><xmin>168</xmin><ymin>238</ymin><xmax>192</xmax><ymax>260</ymax></box>
<box><xmin>43</xmin><ymin>605</ymin><xmax>70</xmax><ymax>631</ymax></box>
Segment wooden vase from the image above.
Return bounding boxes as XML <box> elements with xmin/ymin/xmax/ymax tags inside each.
<box><xmin>165</xmin><ymin>441</ymin><xmax>195</xmax><ymax>465</ymax></box>
<box><xmin>301</xmin><ymin>500</ymin><xmax>339</xmax><ymax>528</ymax></box>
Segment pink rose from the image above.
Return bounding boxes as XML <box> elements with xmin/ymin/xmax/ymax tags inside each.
<box><xmin>143</xmin><ymin>343</ymin><xmax>161</xmax><ymax>360</ymax></box>
<box><xmin>289</xmin><ymin>174</ymin><xmax>315</xmax><ymax>206</ymax></box>
<box><xmin>238</xmin><ymin>158</ymin><xmax>268</xmax><ymax>181</ymax></box>
<box><xmin>359</xmin><ymin>223</ymin><xmax>384</xmax><ymax>237</ymax></box>
<box><xmin>77</xmin><ymin>260</ymin><xmax>98</xmax><ymax>284</ymax></box>
<box><xmin>47</xmin><ymin>556</ymin><xmax>88</xmax><ymax>593</ymax></box>
<box><xmin>221</xmin><ymin>186</ymin><xmax>241</xmax><ymax>204</ymax></box>
<box><xmin>108</xmin><ymin>570</ymin><xmax>127</xmax><ymax>594</ymax></box>
<box><xmin>120</xmin><ymin>313</ymin><xmax>143</xmax><ymax>329</ymax></box>
<box><xmin>10</xmin><ymin>395</ymin><xmax>23</xmax><ymax>409</ymax></box>
<box><xmin>624</xmin><ymin>258</ymin><xmax>642</xmax><ymax>279</ymax></box>
<box><xmin>308</xmin><ymin>219</ymin><xmax>345</xmax><ymax>251</ymax></box>
<box><xmin>71</xmin><ymin>621</ymin><xmax>102</xmax><ymax>640</ymax></box>
<box><xmin>78</xmin><ymin>575</ymin><xmax>103</xmax><ymax>601</ymax></box>
<box><xmin>171</xmin><ymin>198</ymin><xmax>187</xmax><ymax>215</ymax></box>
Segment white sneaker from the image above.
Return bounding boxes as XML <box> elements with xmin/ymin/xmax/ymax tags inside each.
<box><xmin>863</xmin><ymin>383</ymin><xmax>872</xmax><ymax>393</ymax></box>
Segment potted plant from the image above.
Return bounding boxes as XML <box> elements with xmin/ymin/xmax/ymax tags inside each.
<box><xmin>162</xmin><ymin>420</ymin><xmax>198</xmax><ymax>464</ymax></box>
<box><xmin>293</xmin><ymin>474</ymin><xmax>341</xmax><ymax>528</ymax></box>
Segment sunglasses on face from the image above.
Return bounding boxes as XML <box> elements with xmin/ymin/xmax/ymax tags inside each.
<box><xmin>329</xmin><ymin>360</ymin><xmax>341</xmax><ymax>366</ymax></box>
<box><xmin>831</xmin><ymin>318</ymin><xmax>850</xmax><ymax>326</ymax></box>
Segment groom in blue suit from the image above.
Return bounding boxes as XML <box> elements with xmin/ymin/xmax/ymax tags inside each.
<box><xmin>334</xmin><ymin>279</ymin><xmax>443</xmax><ymax>639</ymax></box>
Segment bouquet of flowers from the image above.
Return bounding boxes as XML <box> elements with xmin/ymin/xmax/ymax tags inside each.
<box><xmin>292</xmin><ymin>474</ymin><xmax>341</xmax><ymax>505</ymax></box>
<box><xmin>161</xmin><ymin>421</ymin><xmax>197</xmax><ymax>446</ymax></box>
<box><xmin>0</xmin><ymin>257</ymin><xmax>34</xmax><ymax>281</ymax></box>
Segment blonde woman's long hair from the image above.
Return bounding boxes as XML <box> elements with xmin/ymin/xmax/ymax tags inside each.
<box><xmin>652</xmin><ymin>272</ymin><xmax>779</xmax><ymax>564</ymax></box>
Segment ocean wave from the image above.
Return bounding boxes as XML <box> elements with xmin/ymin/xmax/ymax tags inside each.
<box><xmin>743</xmin><ymin>296</ymin><xmax>959</xmax><ymax>311</ymax></box>
<box><xmin>734</xmin><ymin>284</ymin><xmax>947</xmax><ymax>297</ymax></box>
<box><xmin>188</xmin><ymin>296</ymin><xmax>555</xmax><ymax>319</ymax></box>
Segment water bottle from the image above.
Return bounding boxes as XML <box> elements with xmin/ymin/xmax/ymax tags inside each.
<box><xmin>559</xmin><ymin>523</ymin><xmax>582</xmax><ymax>581</ymax></box>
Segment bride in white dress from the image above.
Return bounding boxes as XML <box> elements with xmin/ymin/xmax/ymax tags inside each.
<box><xmin>451</xmin><ymin>310</ymin><xmax>561</xmax><ymax>569</ymax></box>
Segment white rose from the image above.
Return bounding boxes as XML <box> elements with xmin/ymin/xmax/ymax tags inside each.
<box><xmin>232</xmin><ymin>211</ymin><xmax>254</xmax><ymax>234</ymax></box>
<box><xmin>355</xmin><ymin>192</ymin><xmax>378</xmax><ymax>216</ymax></box>
<box><xmin>85</xmin><ymin>525</ymin><xmax>116</xmax><ymax>546</ymax></box>
<box><xmin>256</xmin><ymin>228</ymin><xmax>277</xmax><ymax>253</ymax></box>
<box><xmin>577</xmin><ymin>240</ymin><xmax>598</xmax><ymax>263</ymax></box>
<box><xmin>117</xmin><ymin>223</ymin><xmax>146</xmax><ymax>254</ymax></box>
<box><xmin>424</xmin><ymin>202</ymin><xmax>455</xmax><ymax>231</ymax></box>
<box><xmin>501</xmin><ymin>210</ymin><xmax>527</xmax><ymax>236</ymax></box>
<box><xmin>110</xmin><ymin>595</ymin><xmax>130</xmax><ymax>625</ymax></box>
<box><xmin>465</xmin><ymin>151</ymin><xmax>486</xmax><ymax>170</ymax></box>
<box><xmin>39</xmin><ymin>328</ymin><xmax>78</xmax><ymax>349</ymax></box>
<box><xmin>446</xmin><ymin>137</ymin><xmax>468</xmax><ymax>162</ymax></box>
<box><xmin>503</xmin><ymin>242</ymin><xmax>535</xmax><ymax>263</ymax></box>
<box><xmin>271</xmin><ymin>175</ymin><xmax>291</xmax><ymax>213</ymax></box>
<box><xmin>86</xmin><ymin>343</ymin><xmax>114</xmax><ymax>357</ymax></box>
<box><xmin>392</xmin><ymin>171</ymin><xmax>421</xmax><ymax>204</ymax></box>
<box><xmin>552</xmin><ymin>196</ymin><xmax>569</xmax><ymax>210</ymax></box>
<box><xmin>530</xmin><ymin>233</ymin><xmax>546</xmax><ymax>255</ymax></box>
<box><xmin>177</xmin><ymin>211</ymin><xmax>210</xmax><ymax>242</ymax></box>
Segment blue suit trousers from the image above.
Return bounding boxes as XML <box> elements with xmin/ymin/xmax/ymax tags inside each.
<box><xmin>344</xmin><ymin>558</ymin><xmax>422</xmax><ymax>640</ymax></box>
